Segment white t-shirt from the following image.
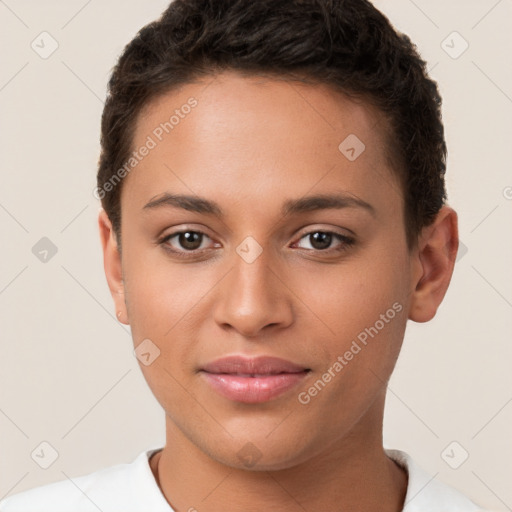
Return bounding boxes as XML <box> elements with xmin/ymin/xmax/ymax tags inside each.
<box><xmin>0</xmin><ymin>446</ymin><xmax>483</xmax><ymax>511</ymax></box>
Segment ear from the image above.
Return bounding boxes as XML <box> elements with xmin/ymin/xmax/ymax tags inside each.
<box><xmin>408</xmin><ymin>205</ymin><xmax>459</xmax><ymax>323</ymax></box>
<box><xmin>98</xmin><ymin>208</ymin><xmax>129</xmax><ymax>325</ymax></box>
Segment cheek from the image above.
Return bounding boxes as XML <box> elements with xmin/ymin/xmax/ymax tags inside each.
<box><xmin>122</xmin><ymin>244</ymin><xmax>208</xmax><ymax>338</ymax></box>
<box><xmin>293</xmin><ymin>264</ymin><xmax>407</xmax><ymax>426</ymax></box>
<box><xmin>294</xmin><ymin>248</ymin><xmax>408</xmax><ymax>382</ymax></box>
<box><xmin>121</xmin><ymin>250</ymin><xmax>211</xmax><ymax>417</ymax></box>
<box><xmin>295</xmin><ymin>252</ymin><xmax>405</xmax><ymax>333</ymax></box>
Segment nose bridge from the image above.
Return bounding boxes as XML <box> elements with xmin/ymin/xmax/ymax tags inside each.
<box><xmin>213</xmin><ymin>241</ymin><xmax>293</xmax><ymax>337</ymax></box>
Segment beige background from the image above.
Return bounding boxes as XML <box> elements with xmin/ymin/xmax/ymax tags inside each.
<box><xmin>0</xmin><ymin>0</ymin><xmax>511</xmax><ymax>510</ymax></box>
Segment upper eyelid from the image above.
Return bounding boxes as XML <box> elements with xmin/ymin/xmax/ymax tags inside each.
<box><xmin>294</xmin><ymin>225</ymin><xmax>354</xmax><ymax>239</ymax></box>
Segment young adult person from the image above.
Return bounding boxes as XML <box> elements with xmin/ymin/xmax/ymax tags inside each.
<box><xmin>0</xmin><ymin>0</ymin><xmax>485</xmax><ymax>510</ymax></box>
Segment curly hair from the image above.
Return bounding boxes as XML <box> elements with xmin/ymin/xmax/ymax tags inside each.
<box><xmin>97</xmin><ymin>0</ymin><xmax>447</xmax><ymax>250</ymax></box>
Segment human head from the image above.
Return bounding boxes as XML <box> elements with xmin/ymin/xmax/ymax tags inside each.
<box><xmin>97</xmin><ymin>0</ymin><xmax>457</xmax><ymax>474</ymax></box>
<box><xmin>96</xmin><ymin>0</ymin><xmax>447</xmax><ymax>252</ymax></box>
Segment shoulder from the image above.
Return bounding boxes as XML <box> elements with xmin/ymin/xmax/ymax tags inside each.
<box><xmin>0</xmin><ymin>460</ymin><xmax>135</xmax><ymax>512</ymax></box>
<box><xmin>0</xmin><ymin>448</ymin><xmax>169</xmax><ymax>512</ymax></box>
<box><xmin>386</xmin><ymin>449</ymin><xmax>485</xmax><ymax>512</ymax></box>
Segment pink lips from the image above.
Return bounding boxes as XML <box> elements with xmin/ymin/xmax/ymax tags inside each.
<box><xmin>200</xmin><ymin>355</ymin><xmax>310</xmax><ymax>403</ymax></box>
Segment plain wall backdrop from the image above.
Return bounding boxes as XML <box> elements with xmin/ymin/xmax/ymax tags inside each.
<box><xmin>0</xmin><ymin>0</ymin><xmax>511</xmax><ymax>510</ymax></box>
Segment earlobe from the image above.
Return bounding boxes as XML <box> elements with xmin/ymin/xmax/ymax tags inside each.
<box><xmin>408</xmin><ymin>206</ymin><xmax>459</xmax><ymax>323</ymax></box>
<box><xmin>98</xmin><ymin>208</ymin><xmax>129</xmax><ymax>325</ymax></box>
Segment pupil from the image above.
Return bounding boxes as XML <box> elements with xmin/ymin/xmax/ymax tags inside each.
<box><xmin>180</xmin><ymin>232</ymin><xmax>202</xmax><ymax>250</ymax></box>
<box><xmin>310</xmin><ymin>232</ymin><xmax>331</xmax><ymax>250</ymax></box>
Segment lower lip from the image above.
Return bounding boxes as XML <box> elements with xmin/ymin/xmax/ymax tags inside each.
<box><xmin>201</xmin><ymin>372</ymin><xmax>309</xmax><ymax>403</ymax></box>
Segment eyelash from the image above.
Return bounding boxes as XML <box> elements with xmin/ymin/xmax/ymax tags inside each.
<box><xmin>158</xmin><ymin>229</ymin><xmax>355</xmax><ymax>259</ymax></box>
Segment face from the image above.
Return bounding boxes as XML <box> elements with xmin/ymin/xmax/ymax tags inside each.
<box><xmin>102</xmin><ymin>71</ymin><xmax>422</xmax><ymax>470</ymax></box>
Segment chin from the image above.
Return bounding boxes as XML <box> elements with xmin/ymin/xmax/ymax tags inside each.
<box><xmin>197</xmin><ymin>426</ymin><xmax>322</xmax><ymax>472</ymax></box>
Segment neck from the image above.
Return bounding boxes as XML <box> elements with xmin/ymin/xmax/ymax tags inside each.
<box><xmin>150</xmin><ymin>399</ymin><xmax>407</xmax><ymax>511</ymax></box>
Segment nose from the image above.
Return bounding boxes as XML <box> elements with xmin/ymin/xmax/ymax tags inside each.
<box><xmin>212</xmin><ymin>248</ymin><xmax>294</xmax><ymax>338</ymax></box>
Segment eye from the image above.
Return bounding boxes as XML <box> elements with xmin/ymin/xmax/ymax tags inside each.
<box><xmin>160</xmin><ymin>230</ymin><xmax>216</xmax><ymax>252</ymax></box>
<box><xmin>294</xmin><ymin>231</ymin><xmax>355</xmax><ymax>252</ymax></box>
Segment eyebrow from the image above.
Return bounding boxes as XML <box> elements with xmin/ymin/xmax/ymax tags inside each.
<box><xmin>142</xmin><ymin>192</ymin><xmax>376</xmax><ymax>218</ymax></box>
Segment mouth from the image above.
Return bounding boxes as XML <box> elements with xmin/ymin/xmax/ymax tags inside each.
<box><xmin>200</xmin><ymin>355</ymin><xmax>311</xmax><ymax>404</ymax></box>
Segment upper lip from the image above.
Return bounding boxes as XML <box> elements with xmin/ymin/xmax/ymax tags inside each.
<box><xmin>201</xmin><ymin>356</ymin><xmax>308</xmax><ymax>375</ymax></box>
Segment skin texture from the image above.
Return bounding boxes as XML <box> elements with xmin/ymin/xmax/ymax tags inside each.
<box><xmin>98</xmin><ymin>71</ymin><xmax>458</xmax><ymax>512</ymax></box>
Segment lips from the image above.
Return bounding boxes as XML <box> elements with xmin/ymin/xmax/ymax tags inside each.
<box><xmin>202</xmin><ymin>355</ymin><xmax>308</xmax><ymax>375</ymax></box>
<box><xmin>200</xmin><ymin>355</ymin><xmax>310</xmax><ymax>403</ymax></box>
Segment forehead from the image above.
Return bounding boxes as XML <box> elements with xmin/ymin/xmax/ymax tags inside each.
<box><xmin>122</xmin><ymin>71</ymin><xmax>402</xmax><ymax>217</ymax></box>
